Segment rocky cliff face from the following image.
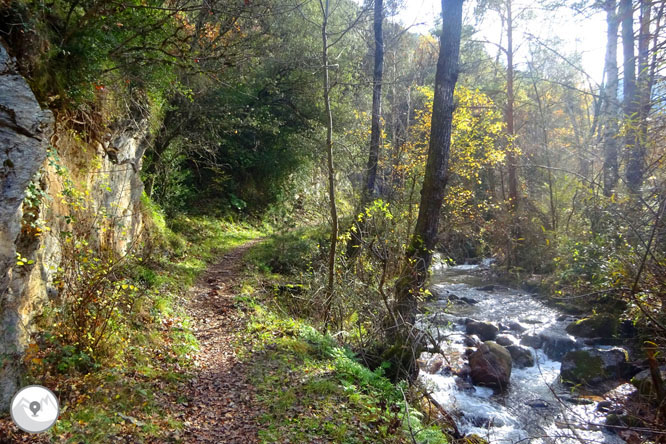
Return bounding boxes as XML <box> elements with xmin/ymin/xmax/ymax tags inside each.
<box><xmin>0</xmin><ymin>42</ymin><xmax>148</xmax><ymax>409</ymax></box>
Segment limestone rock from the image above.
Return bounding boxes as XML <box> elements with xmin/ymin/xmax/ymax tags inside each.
<box><xmin>0</xmin><ymin>42</ymin><xmax>52</xmax><ymax>410</ymax></box>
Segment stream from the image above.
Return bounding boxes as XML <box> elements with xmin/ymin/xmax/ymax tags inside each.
<box><xmin>417</xmin><ymin>260</ymin><xmax>628</xmax><ymax>444</ymax></box>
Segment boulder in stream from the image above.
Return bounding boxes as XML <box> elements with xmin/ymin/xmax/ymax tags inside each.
<box><xmin>417</xmin><ymin>352</ymin><xmax>446</xmax><ymax>374</ymax></box>
<box><xmin>465</xmin><ymin>319</ymin><xmax>499</xmax><ymax>341</ymax></box>
<box><xmin>560</xmin><ymin>348</ymin><xmax>630</xmax><ymax>386</ymax></box>
<box><xmin>469</xmin><ymin>341</ymin><xmax>512</xmax><ymax>391</ymax></box>
<box><xmin>495</xmin><ymin>334</ymin><xmax>516</xmax><ymax>347</ymax></box>
<box><xmin>565</xmin><ymin>314</ymin><xmax>619</xmax><ymax>339</ymax></box>
<box><xmin>539</xmin><ymin>328</ymin><xmax>579</xmax><ymax>360</ymax></box>
<box><xmin>630</xmin><ymin>366</ymin><xmax>666</xmax><ymax>401</ymax></box>
<box><xmin>506</xmin><ymin>344</ymin><xmax>535</xmax><ymax>368</ymax></box>
<box><xmin>520</xmin><ymin>333</ymin><xmax>543</xmax><ymax>349</ymax></box>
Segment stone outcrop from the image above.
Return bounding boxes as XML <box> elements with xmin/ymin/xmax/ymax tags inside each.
<box><xmin>560</xmin><ymin>348</ymin><xmax>631</xmax><ymax>386</ymax></box>
<box><xmin>565</xmin><ymin>314</ymin><xmax>619</xmax><ymax>339</ymax></box>
<box><xmin>469</xmin><ymin>341</ymin><xmax>512</xmax><ymax>391</ymax></box>
<box><xmin>0</xmin><ymin>41</ymin><xmax>148</xmax><ymax>410</ymax></box>
<box><xmin>0</xmin><ymin>42</ymin><xmax>53</xmax><ymax>408</ymax></box>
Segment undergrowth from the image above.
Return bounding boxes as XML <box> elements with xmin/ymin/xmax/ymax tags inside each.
<box><xmin>238</xmin><ymin>229</ymin><xmax>452</xmax><ymax>444</ymax></box>
<box><xmin>14</xmin><ymin>197</ymin><xmax>264</xmax><ymax>443</ymax></box>
<box><xmin>236</xmin><ymin>292</ymin><xmax>449</xmax><ymax>444</ymax></box>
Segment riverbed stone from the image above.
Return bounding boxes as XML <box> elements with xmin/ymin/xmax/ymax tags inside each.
<box><xmin>520</xmin><ymin>333</ymin><xmax>543</xmax><ymax>349</ymax></box>
<box><xmin>630</xmin><ymin>366</ymin><xmax>666</xmax><ymax>401</ymax></box>
<box><xmin>465</xmin><ymin>319</ymin><xmax>499</xmax><ymax>341</ymax></box>
<box><xmin>560</xmin><ymin>348</ymin><xmax>630</xmax><ymax>385</ymax></box>
<box><xmin>540</xmin><ymin>328</ymin><xmax>578</xmax><ymax>360</ymax></box>
<box><xmin>565</xmin><ymin>314</ymin><xmax>620</xmax><ymax>339</ymax></box>
<box><xmin>495</xmin><ymin>334</ymin><xmax>516</xmax><ymax>347</ymax></box>
<box><xmin>506</xmin><ymin>344</ymin><xmax>535</xmax><ymax>368</ymax></box>
<box><xmin>469</xmin><ymin>341</ymin><xmax>512</xmax><ymax>391</ymax></box>
<box><xmin>417</xmin><ymin>353</ymin><xmax>446</xmax><ymax>374</ymax></box>
<box><xmin>508</xmin><ymin>321</ymin><xmax>527</xmax><ymax>333</ymax></box>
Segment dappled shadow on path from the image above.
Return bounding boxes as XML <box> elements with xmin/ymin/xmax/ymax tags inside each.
<box><xmin>178</xmin><ymin>240</ymin><xmax>262</xmax><ymax>443</ymax></box>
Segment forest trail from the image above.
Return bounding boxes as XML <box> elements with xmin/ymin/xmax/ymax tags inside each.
<box><xmin>179</xmin><ymin>240</ymin><xmax>262</xmax><ymax>443</ymax></box>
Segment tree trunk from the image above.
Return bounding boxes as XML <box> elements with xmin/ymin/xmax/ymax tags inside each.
<box><xmin>602</xmin><ymin>0</ymin><xmax>620</xmax><ymax>197</ymax></box>
<box><xmin>634</xmin><ymin>0</ymin><xmax>653</xmax><ymax>191</ymax></box>
<box><xmin>506</xmin><ymin>0</ymin><xmax>518</xmax><ymax>209</ymax></box>
<box><xmin>320</xmin><ymin>0</ymin><xmax>338</xmax><ymax>320</ymax></box>
<box><xmin>366</xmin><ymin>0</ymin><xmax>384</xmax><ymax>202</ymax></box>
<box><xmin>620</xmin><ymin>0</ymin><xmax>641</xmax><ymax>193</ymax></box>
<box><xmin>393</xmin><ymin>0</ymin><xmax>463</xmax><ymax>345</ymax></box>
<box><xmin>347</xmin><ymin>0</ymin><xmax>384</xmax><ymax>260</ymax></box>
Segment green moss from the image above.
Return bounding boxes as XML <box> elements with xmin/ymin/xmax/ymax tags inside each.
<box><xmin>241</xmin><ymin>298</ymin><xmax>449</xmax><ymax>444</ymax></box>
<box><xmin>560</xmin><ymin>351</ymin><xmax>604</xmax><ymax>384</ymax></box>
<box><xmin>565</xmin><ymin>314</ymin><xmax>619</xmax><ymax>338</ymax></box>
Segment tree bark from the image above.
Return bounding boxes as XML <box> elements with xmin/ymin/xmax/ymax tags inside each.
<box><xmin>634</xmin><ymin>0</ymin><xmax>653</xmax><ymax>191</ymax></box>
<box><xmin>506</xmin><ymin>0</ymin><xmax>518</xmax><ymax>209</ymax></box>
<box><xmin>366</xmin><ymin>0</ymin><xmax>384</xmax><ymax>202</ymax></box>
<box><xmin>347</xmin><ymin>0</ymin><xmax>384</xmax><ymax>260</ymax></box>
<box><xmin>393</xmin><ymin>0</ymin><xmax>463</xmax><ymax>337</ymax></box>
<box><xmin>320</xmin><ymin>0</ymin><xmax>338</xmax><ymax>319</ymax></box>
<box><xmin>602</xmin><ymin>0</ymin><xmax>621</xmax><ymax>197</ymax></box>
<box><xmin>620</xmin><ymin>0</ymin><xmax>641</xmax><ymax>193</ymax></box>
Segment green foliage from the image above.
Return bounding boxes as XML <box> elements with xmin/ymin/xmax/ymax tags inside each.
<box><xmin>241</xmin><ymin>296</ymin><xmax>449</xmax><ymax>444</ymax></box>
<box><xmin>246</xmin><ymin>228</ymin><xmax>326</xmax><ymax>275</ymax></box>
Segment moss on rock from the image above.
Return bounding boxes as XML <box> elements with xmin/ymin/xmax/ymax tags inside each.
<box><xmin>565</xmin><ymin>314</ymin><xmax>619</xmax><ymax>338</ymax></box>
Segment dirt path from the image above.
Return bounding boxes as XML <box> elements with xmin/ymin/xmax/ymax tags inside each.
<box><xmin>180</xmin><ymin>240</ymin><xmax>261</xmax><ymax>443</ymax></box>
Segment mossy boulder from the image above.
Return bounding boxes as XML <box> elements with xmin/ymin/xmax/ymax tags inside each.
<box><xmin>469</xmin><ymin>341</ymin><xmax>512</xmax><ymax>391</ymax></box>
<box><xmin>565</xmin><ymin>314</ymin><xmax>619</xmax><ymax>338</ymax></box>
<box><xmin>630</xmin><ymin>366</ymin><xmax>666</xmax><ymax>401</ymax></box>
<box><xmin>560</xmin><ymin>348</ymin><xmax>629</xmax><ymax>386</ymax></box>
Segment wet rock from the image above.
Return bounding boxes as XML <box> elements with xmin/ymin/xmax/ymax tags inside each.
<box><xmin>508</xmin><ymin>321</ymin><xmax>527</xmax><ymax>333</ymax></box>
<box><xmin>565</xmin><ymin>314</ymin><xmax>619</xmax><ymax>338</ymax></box>
<box><xmin>457</xmin><ymin>364</ymin><xmax>472</xmax><ymax>377</ymax></box>
<box><xmin>455</xmin><ymin>375</ymin><xmax>474</xmax><ymax>392</ymax></box>
<box><xmin>522</xmin><ymin>275</ymin><xmax>544</xmax><ymax>293</ymax></box>
<box><xmin>448</xmin><ymin>294</ymin><xmax>479</xmax><ymax>305</ymax></box>
<box><xmin>464</xmin><ymin>335</ymin><xmax>480</xmax><ymax>347</ymax></box>
<box><xmin>596</xmin><ymin>400</ymin><xmax>614</xmax><ymax>412</ymax></box>
<box><xmin>619</xmin><ymin>319</ymin><xmax>637</xmax><ymax>338</ymax></box>
<box><xmin>565</xmin><ymin>396</ymin><xmax>596</xmax><ymax>405</ymax></box>
<box><xmin>605</xmin><ymin>413</ymin><xmax>644</xmax><ymax>429</ymax></box>
<box><xmin>495</xmin><ymin>334</ymin><xmax>516</xmax><ymax>347</ymax></box>
<box><xmin>630</xmin><ymin>366</ymin><xmax>666</xmax><ymax>401</ymax></box>
<box><xmin>526</xmin><ymin>399</ymin><xmax>549</xmax><ymax>408</ymax></box>
<box><xmin>468</xmin><ymin>415</ymin><xmax>505</xmax><ymax>428</ymax></box>
<box><xmin>465</xmin><ymin>319</ymin><xmax>499</xmax><ymax>341</ymax></box>
<box><xmin>417</xmin><ymin>353</ymin><xmax>446</xmax><ymax>374</ymax></box>
<box><xmin>540</xmin><ymin>329</ymin><xmax>578</xmax><ymax>360</ymax></box>
<box><xmin>560</xmin><ymin>348</ymin><xmax>631</xmax><ymax>385</ymax></box>
<box><xmin>520</xmin><ymin>334</ymin><xmax>543</xmax><ymax>349</ymax></box>
<box><xmin>469</xmin><ymin>341</ymin><xmax>512</xmax><ymax>391</ymax></box>
<box><xmin>506</xmin><ymin>344</ymin><xmax>535</xmax><ymax>368</ymax></box>
<box><xmin>476</xmin><ymin>285</ymin><xmax>496</xmax><ymax>292</ymax></box>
